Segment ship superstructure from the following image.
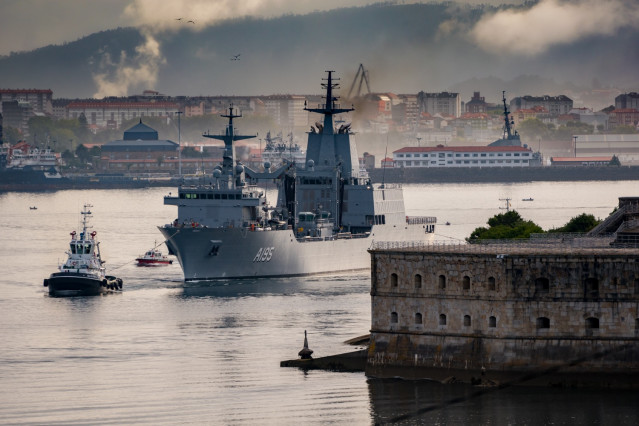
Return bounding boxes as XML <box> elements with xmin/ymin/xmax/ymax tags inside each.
<box><xmin>159</xmin><ymin>71</ymin><xmax>436</xmax><ymax>281</ymax></box>
<box><xmin>261</xmin><ymin>131</ymin><xmax>306</xmax><ymax>167</ymax></box>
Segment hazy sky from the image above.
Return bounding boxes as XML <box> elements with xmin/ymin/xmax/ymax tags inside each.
<box><xmin>0</xmin><ymin>0</ymin><xmax>522</xmax><ymax>56</ymax></box>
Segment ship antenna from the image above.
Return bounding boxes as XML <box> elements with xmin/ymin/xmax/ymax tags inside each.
<box><xmin>304</xmin><ymin>70</ymin><xmax>354</xmax><ymax>135</ymax></box>
<box><xmin>502</xmin><ymin>90</ymin><xmax>513</xmax><ymax>140</ymax></box>
<box><xmin>381</xmin><ymin>135</ymin><xmax>388</xmax><ymax>189</ymax></box>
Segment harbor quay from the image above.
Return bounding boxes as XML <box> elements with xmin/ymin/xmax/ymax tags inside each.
<box><xmin>366</xmin><ymin>221</ymin><xmax>639</xmax><ymax>388</ymax></box>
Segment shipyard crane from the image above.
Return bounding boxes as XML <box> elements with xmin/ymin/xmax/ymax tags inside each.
<box><xmin>347</xmin><ymin>64</ymin><xmax>371</xmax><ymax>99</ymax></box>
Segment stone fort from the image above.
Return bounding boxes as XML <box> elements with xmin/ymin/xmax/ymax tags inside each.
<box><xmin>367</xmin><ymin>197</ymin><xmax>639</xmax><ymax>388</ymax></box>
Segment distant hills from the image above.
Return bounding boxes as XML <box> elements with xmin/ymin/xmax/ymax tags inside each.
<box><xmin>0</xmin><ymin>2</ymin><xmax>637</xmax><ymax>102</ymax></box>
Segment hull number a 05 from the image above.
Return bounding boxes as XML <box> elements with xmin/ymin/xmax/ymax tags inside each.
<box><xmin>253</xmin><ymin>247</ymin><xmax>275</xmax><ymax>262</ymax></box>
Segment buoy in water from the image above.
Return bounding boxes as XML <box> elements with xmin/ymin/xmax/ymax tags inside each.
<box><xmin>298</xmin><ymin>330</ymin><xmax>314</xmax><ymax>360</ymax></box>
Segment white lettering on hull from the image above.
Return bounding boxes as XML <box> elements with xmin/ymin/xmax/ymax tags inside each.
<box><xmin>253</xmin><ymin>247</ymin><xmax>275</xmax><ymax>262</ymax></box>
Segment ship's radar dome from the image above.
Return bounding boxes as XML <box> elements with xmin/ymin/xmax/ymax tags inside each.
<box><xmin>307</xmin><ymin>159</ymin><xmax>315</xmax><ymax>168</ymax></box>
<box><xmin>264</xmin><ymin>161</ymin><xmax>271</xmax><ymax>170</ymax></box>
<box><xmin>235</xmin><ymin>164</ymin><xmax>244</xmax><ymax>174</ymax></box>
<box><xmin>213</xmin><ymin>169</ymin><xmax>222</xmax><ymax>178</ymax></box>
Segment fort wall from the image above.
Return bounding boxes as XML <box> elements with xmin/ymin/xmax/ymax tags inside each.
<box><xmin>367</xmin><ymin>244</ymin><xmax>639</xmax><ymax>387</ymax></box>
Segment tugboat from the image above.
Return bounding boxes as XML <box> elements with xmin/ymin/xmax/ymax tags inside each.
<box><xmin>43</xmin><ymin>204</ymin><xmax>123</xmax><ymax>296</ymax></box>
<box><xmin>159</xmin><ymin>71</ymin><xmax>437</xmax><ymax>281</ymax></box>
<box><xmin>136</xmin><ymin>243</ymin><xmax>173</xmax><ymax>266</ymax></box>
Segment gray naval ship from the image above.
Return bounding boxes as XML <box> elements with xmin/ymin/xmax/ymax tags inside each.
<box><xmin>159</xmin><ymin>71</ymin><xmax>436</xmax><ymax>281</ymax></box>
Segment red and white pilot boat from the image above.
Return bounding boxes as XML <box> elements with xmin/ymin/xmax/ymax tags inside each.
<box><xmin>136</xmin><ymin>244</ymin><xmax>173</xmax><ymax>266</ymax></box>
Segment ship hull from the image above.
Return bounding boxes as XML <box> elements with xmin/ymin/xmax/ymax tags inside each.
<box><xmin>136</xmin><ymin>259</ymin><xmax>173</xmax><ymax>266</ymax></box>
<box><xmin>159</xmin><ymin>224</ymin><xmax>434</xmax><ymax>281</ymax></box>
<box><xmin>45</xmin><ymin>273</ymin><xmax>122</xmax><ymax>296</ymax></box>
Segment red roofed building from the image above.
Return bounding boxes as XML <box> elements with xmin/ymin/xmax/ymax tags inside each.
<box><xmin>393</xmin><ymin>145</ymin><xmax>534</xmax><ymax>168</ymax></box>
<box><xmin>608</xmin><ymin>108</ymin><xmax>639</xmax><ymax>129</ymax></box>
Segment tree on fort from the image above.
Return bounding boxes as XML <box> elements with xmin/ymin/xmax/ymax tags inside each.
<box><xmin>468</xmin><ymin>211</ymin><xmax>602</xmax><ymax>241</ymax></box>
<box><xmin>548</xmin><ymin>213</ymin><xmax>600</xmax><ymax>233</ymax></box>
<box><xmin>467</xmin><ymin>210</ymin><xmax>542</xmax><ymax>242</ymax></box>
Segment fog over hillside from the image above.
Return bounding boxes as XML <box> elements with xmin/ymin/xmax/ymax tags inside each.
<box><xmin>1</xmin><ymin>1</ymin><xmax>637</xmax><ymax>102</ymax></box>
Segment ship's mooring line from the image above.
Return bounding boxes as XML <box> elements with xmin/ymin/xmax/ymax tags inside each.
<box><xmin>382</xmin><ymin>344</ymin><xmax>632</xmax><ymax>424</ymax></box>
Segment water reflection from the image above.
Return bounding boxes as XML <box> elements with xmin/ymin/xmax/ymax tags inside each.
<box><xmin>367</xmin><ymin>378</ymin><xmax>639</xmax><ymax>424</ymax></box>
<box><xmin>176</xmin><ymin>274</ymin><xmax>370</xmax><ymax>299</ymax></box>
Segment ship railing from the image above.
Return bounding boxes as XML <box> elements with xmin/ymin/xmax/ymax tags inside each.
<box><xmin>370</xmin><ymin>236</ymin><xmax>627</xmax><ymax>253</ymax></box>
<box><xmin>375</xmin><ymin>183</ymin><xmax>402</xmax><ymax>190</ymax></box>
<box><xmin>296</xmin><ymin>231</ymin><xmax>370</xmax><ymax>243</ymax></box>
<box><xmin>406</xmin><ymin>216</ymin><xmax>437</xmax><ymax>225</ymax></box>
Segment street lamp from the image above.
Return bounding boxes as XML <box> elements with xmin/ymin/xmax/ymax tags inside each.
<box><xmin>176</xmin><ymin>110</ymin><xmax>183</xmax><ymax>176</ymax></box>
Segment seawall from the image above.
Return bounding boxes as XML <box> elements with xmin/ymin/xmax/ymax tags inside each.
<box><xmin>367</xmin><ymin>241</ymin><xmax>639</xmax><ymax>388</ymax></box>
<box><xmin>368</xmin><ymin>166</ymin><xmax>639</xmax><ymax>184</ymax></box>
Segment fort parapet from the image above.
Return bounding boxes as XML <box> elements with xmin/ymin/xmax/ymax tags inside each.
<box><xmin>367</xmin><ymin>199</ymin><xmax>639</xmax><ymax>388</ymax></box>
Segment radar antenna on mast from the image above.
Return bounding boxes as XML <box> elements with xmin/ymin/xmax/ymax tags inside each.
<box><xmin>347</xmin><ymin>63</ymin><xmax>371</xmax><ymax>99</ymax></box>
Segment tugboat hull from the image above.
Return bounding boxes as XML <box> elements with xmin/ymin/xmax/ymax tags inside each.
<box><xmin>45</xmin><ymin>273</ymin><xmax>122</xmax><ymax>296</ymax></box>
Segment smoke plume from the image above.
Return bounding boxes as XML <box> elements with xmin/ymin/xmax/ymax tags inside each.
<box><xmin>92</xmin><ymin>29</ymin><xmax>165</xmax><ymax>98</ymax></box>
<box><xmin>471</xmin><ymin>0</ymin><xmax>639</xmax><ymax>56</ymax></box>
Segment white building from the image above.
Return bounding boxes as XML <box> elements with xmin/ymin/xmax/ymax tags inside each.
<box><xmin>574</xmin><ymin>134</ymin><xmax>639</xmax><ymax>165</ymax></box>
<box><xmin>393</xmin><ymin>145</ymin><xmax>534</xmax><ymax>168</ymax></box>
<box><xmin>66</xmin><ymin>101</ymin><xmax>180</xmax><ymax>129</ymax></box>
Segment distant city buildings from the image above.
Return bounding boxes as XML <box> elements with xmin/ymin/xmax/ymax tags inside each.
<box><xmin>608</xmin><ymin>109</ymin><xmax>639</xmax><ymax>129</ymax></box>
<box><xmin>1</xmin><ymin>86</ymin><xmax>638</xmax><ymax>160</ymax></box>
<box><xmin>417</xmin><ymin>91</ymin><xmax>461</xmax><ymax>118</ymax></box>
<box><xmin>465</xmin><ymin>91</ymin><xmax>488</xmax><ymax>113</ymax></box>
<box><xmin>574</xmin><ymin>134</ymin><xmax>639</xmax><ymax>165</ymax></box>
<box><xmin>262</xmin><ymin>95</ymin><xmax>308</xmax><ymax>129</ymax></box>
<box><xmin>615</xmin><ymin>92</ymin><xmax>639</xmax><ymax>110</ymax></box>
<box><xmin>66</xmin><ymin>100</ymin><xmax>180</xmax><ymax>129</ymax></box>
<box><xmin>0</xmin><ymin>89</ymin><xmax>53</xmax><ymax>115</ymax></box>
<box><xmin>510</xmin><ymin>95</ymin><xmax>573</xmax><ymax>116</ymax></box>
<box><xmin>1</xmin><ymin>100</ymin><xmax>33</xmax><ymax>138</ymax></box>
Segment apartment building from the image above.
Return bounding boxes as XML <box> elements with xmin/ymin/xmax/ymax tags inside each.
<box><xmin>0</xmin><ymin>89</ymin><xmax>53</xmax><ymax>115</ymax></box>
<box><xmin>417</xmin><ymin>92</ymin><xmax>461</xmax><ymax>118</ymax></box>
<box><xmin>509</xmin><ymin>95</ymin><xmax>573</xmax><ymax>116</ymax></box>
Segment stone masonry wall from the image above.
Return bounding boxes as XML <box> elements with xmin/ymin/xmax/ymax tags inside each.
<box><xmin>367</xmin><ymin>249</ymin><xmax>639</xmax><ymax>386</ymax></box>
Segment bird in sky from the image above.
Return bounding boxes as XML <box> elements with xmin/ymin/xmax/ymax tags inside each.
<box><xmin>175</xmin><ymin>17</ymin><xmax>183</xmax><ymax>21</ymax></box>
<box><xmin>231</xmin><ymin>54</ymin><xmax>241</xmax><ymax>61</ymax></box>
<box><xmin>187</xmin><ymin>20</ymin><xmax>195</xmax><ymax>24</ymax></box>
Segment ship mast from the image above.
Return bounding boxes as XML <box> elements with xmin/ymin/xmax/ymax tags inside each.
<box><xmin>203</xmin><ymin>104</ymin><xmax>255</xmax><ymax>180</ymax></box>
<box><xmin>502</xmin><ymin>90</ymin><xmax>515</xmax><ymax>140</ymax></box>
<box><xmin>305</xmin><ymin>71</ymin><xmax>354</xmax><ymax>134</ymax></box>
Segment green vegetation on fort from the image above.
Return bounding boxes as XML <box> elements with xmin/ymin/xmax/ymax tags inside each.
<box><xmin>467</xmin><ymin>211</ymin><xmax>601</xmax><ymax>242</ymax></box>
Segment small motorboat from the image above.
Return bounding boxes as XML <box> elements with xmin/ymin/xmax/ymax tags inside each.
<box><xmin>136</xmin><ymin>245</ymin><xmax>173</xmax><ymax>266</ymax></box>
<box><xmin>43</xmin><ymin>204</ymin><xmax>123</xmax><ymax>296</ymax></box>
<box><xmin>30</xmin><ymin>206</ymin><xmax>37</xmax><ymax>210</ymax></box>
<box><xmin>522</xmin><ymin>198</ymin><xmax>534</xmax><ymax>202</ymax></box>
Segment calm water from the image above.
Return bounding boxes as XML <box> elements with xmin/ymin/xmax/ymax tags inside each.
<box><xmin>1</xmin><ymin>182</ymin><xmax>638</xmax><ymax>425</ymax></box>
